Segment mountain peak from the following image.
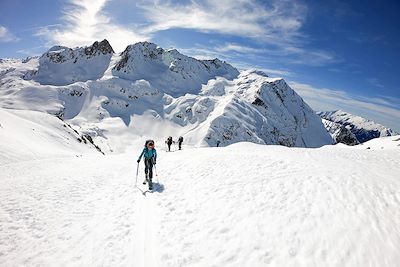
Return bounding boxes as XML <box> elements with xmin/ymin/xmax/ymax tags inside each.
<box><xmin>112</xmin><ymin>42</ymin><xmax>239</xmax><ymax>96</ymax></box>
<box><xmin>32</xmin><ymin>39</ymin><xmax>114</xmax><ymax>85</ymax></box>
<box><xmin>87</xmin><ymin>39</ymin><xmax>114</xmax><ymax>55</ymax></box>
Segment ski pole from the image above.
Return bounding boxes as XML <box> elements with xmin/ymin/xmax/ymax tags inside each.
<box><xmin>154</xmin><ymin>165</ymin><xmax>159</xmax><ymax>183</ymax></box>
<box><xmin>135</xmin><ymin>162</ymin><xmax>139</xmax><ymax>187</ymax></box>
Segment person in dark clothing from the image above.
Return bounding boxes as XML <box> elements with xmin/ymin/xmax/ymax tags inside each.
<box><xmin>178</xmin><ymin>136</ymin><xmax>183</xmax><ymax>150</ymax></box>
<box><xmin>216</xmin><ymin>140</ymin><xmax>221</xmax><ymax>147</ymax></box>
<box><xmin>166</xmin><ymin>136</ymin><xmax>173</xmax><ymax>152</ymax></box>
<box><xmin>137</xmin><ymin>140</ymin><xmax>157</xmax><ymax>190</ymax></box>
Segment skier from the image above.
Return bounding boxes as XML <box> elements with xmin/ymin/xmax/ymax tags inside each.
<box><xmin>216</xmin><ymin>140</ymin><xmax>221</xmax><ymax>147</ymax></box>
<box><xmin>166</xmin><ymin>136</ymin><xmax>173</xmax><ymax>152</ymax></box>
<box><xmin>137</xmin><ymin>140</ymin><xmax>157</xmax><ymax>190</ymax></box>
<box><xmin>178</xmin><ymin>136</ymin><xmax>183</xmax><ymax>150</ymax></box>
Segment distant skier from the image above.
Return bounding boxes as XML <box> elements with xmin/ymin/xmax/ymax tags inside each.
<box><xmin>166</xmin><ymin>136</ymin><xmax>173</xmax><ymax>152</ymax></box>
<box><xmin>216</xmin><ymin>140</ymin><xmax>221</xmax><ymax>147</ymax></box>
<box><xmin>178</xmin><ymin>136</ymin><xmax>183</xmax><ymax>150</ymax></box>
<box><xmin>137</xmin><ymin>140</ymin><xmax>157</xmax><ymax>190</ymax></box>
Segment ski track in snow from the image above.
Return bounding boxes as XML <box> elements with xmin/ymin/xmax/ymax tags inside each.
<box><xmin>0</xmin><ymin>144</ymin><xmax>400</xmax><ymax>266</ymax></box>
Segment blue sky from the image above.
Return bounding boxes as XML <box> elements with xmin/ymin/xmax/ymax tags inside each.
<box><xmin>1</xmin><ymin>0</ymin><xmax>399</xmax><ymax>131</ymax></box>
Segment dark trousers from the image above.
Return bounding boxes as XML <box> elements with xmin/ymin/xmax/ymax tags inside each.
<box><xmin>178</xmin><ymin>141</ymin><xmax>182</xmax><ymax>150</ymax></box>
<box><xmin>167</xmin><ymin>143</ymin><xmax>172</xmax><ymax>151</ymax></box>
<box><xmin>144</xmin><ymin>158</ymin><xmax>153</xmax><ymax>179</ymax></box>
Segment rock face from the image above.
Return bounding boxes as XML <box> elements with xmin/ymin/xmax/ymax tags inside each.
<box><xmin>112</xmin><ymin>42</ymin><xmax>239</xmax><ymax>96</ymax></box>
<box><xmin>318</xmin><ymin>110</ymin><xmax>397</xmax><ymax>143</ymax></box>
<box><xmin>33</xmin><ymin>39</ymin><xmax>114</xmax><ymax>85</ymax></box>
<box><xmin>321</xmin><ymin>119</ymin><xmax>359</xmax><ymax>146</ymax></box>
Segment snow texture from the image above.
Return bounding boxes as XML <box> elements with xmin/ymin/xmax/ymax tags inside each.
<box><xmin>0</xmin><ymin>122</ymin><xmax>399</xmax><ymax>266</ymax></box>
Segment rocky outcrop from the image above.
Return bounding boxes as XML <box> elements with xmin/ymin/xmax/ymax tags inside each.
<box><xmin>318</xmin><ymin>110</ymin><xmax>397</xmax><ymax>143</ymax></box>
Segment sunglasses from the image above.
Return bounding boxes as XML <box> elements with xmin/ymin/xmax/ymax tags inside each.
<box><xmin>148</xmin><ymin>143</ymin><xmax>154</xmax><ymax>147</ymax></box>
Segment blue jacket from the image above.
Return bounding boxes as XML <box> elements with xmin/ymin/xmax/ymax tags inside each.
<box><xmin>138</xmin><ymin>148</ymin><xmax>157</xmax><ymax>162</ymax></box>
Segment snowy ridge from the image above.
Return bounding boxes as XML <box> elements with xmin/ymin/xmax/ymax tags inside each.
<box><xmin>32</xmin><ymin>39</ymin><xmax>114</xmax><ymax>85</ymax></box>
<box><xmin>170</xmin><ymin>70</ymin><xmax>333</xmax><ymax>147</ymax></box>
<box><xmin>112</xmin><ymin>41</ymin><xmax>239</xmax><ymax>96</ymax></box>
<box><xmin>0</xmin><ymin>40</ymin><xmax>332</xmax><ymax>151</ymax></box>
<box><xmin>318</xmin><ymin>110</ymin><xmax>397</xmax><ymax>143</ymax></box>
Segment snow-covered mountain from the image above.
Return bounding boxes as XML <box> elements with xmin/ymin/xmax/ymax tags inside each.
<box><xmin>112</xmin><ymin>41</ymin><xmax>239</xmax><ymax>96</ymax></box>
<box><xmin>0</xmin><ymin>40</ymin><xmax>333</xmax><ymax>151</ymax></box>
<box><xmin>32</xmin><ymin>39</ymin><xmax>114</xmax><ymax>85</ymax></box>
<box><xmin>318</xmin><ymin>110</ymin><xmax>397</xmax><ymax>144</ymax></box>
<box><xmin>321</xmin><ymin>118</ymin><xmax>359</xmax><ymax>146</ymax></box>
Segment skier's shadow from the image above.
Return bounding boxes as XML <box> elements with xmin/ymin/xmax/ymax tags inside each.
<box><xmin>136</xmin><ymin>183</ymin><xmax>165</xmax><ymax>196</ymax></box>
<box><xmin>152</xmin><ymin>182</ymin><xmax>165</xmax><ymax>193</ymax></box>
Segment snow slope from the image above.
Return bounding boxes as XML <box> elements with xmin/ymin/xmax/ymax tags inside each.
<box><xmin>0</xmin><ymin>141</ymin><xmax>399</xmax><ymax>266</ymax></box>
<box><xmin>0</xmin><ymin>108</ymin><xmax>102</xmax><ymax>164</ymax></box>
<box><xmin>355</xmin><ymin>135</ymin><xmax>400</xmax><ymax>150</ymax></box>
<box><xmin>318</xmin><ymin>110</ymin><xmax>397</xmax><ymax>143</ymax></box>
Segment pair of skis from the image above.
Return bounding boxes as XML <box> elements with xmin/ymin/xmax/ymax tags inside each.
<box><xmin>135</xmin><ymin>162</ymin><xmax>158</xmax><ymax>191</ymax></box>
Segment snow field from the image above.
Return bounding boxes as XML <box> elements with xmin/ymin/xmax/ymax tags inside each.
<box><xmin>1</xmin><ymin>142</ymin><xmax>399</xmax><ymax>266</ymax></box>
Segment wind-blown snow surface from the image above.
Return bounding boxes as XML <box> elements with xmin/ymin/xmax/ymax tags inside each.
<box><xmin>0</xmin><ymin>40</ymin><xmax>333</xmax><ymax>151</ymax></box>
<box><xmin>1</xmin><ymin>138</ymin><xmax>399</xmax><ymax>266</ymax></box>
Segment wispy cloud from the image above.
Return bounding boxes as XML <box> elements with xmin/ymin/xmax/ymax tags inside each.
<box><xmin>289</xmin><ymin>81</ymin><xmax>400</xmax><ymax>131</ymax></box>
<box><xmin>33</xmin><ymin>0</ymin><xmax>338</xmax><ymax>67</ymax></box>
<box><xmin>214</xmin><ymin>43</ymin><xmax>265</xmax><ymax>54</ymax></box>
<box><xmin>140</xmin><ymin>0</ymin><xmax>306</xmax><ymax>43</ymax></box>
<box><xmin>366</xmin><ymin>78</ymin><xmax>384</xmax><ymax>88</ymax></box>
<box><xmin>36</xmin><ymin>0</ymin><xmax>148</xmax><ymax>51</ymax></box>
<box><xmin>137</xmin><ymin>1</ymin><xmax>337</xmax><ymax>66</ymax></box>
<box><xmin>0</xmin><ymin>25</ymin><xmax>19</xmax><ymax>42</ymax></box>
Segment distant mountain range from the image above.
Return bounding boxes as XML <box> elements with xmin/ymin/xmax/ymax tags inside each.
<box><xmin>317</xmin><ymin>110</ymin><xmax>397</xmax><ymax>145</ymax></box>
<box><xmin>5</xmin><ymin>40</ymin><xmax>397</xmax><ymax>151</ymax></box>
<box><xmin>0</xmin><ymin>39</ymin><xmax>334</xmax><ymax>152</ymax></box>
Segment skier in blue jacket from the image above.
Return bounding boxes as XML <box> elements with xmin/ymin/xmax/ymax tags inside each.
<box><xmin>137</xmin><ymin>140</ymin><xmax>157</xmax><ymax>190</ymax></box>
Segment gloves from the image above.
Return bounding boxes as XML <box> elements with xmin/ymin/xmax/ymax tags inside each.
<box><xmin>137</xmin><ymin>159</ymin><xmax>140</xmax><ymax>163</ymax></box>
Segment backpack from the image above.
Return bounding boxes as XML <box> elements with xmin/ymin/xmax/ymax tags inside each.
<box><xmin>178</xmin><ymin>136</ymin><xmax>183</xmax><ymax>142</ymax></box>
